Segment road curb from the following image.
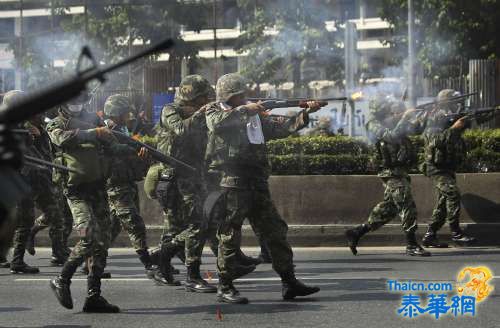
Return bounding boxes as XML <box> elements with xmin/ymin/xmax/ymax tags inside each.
<box><xmin>32</xmin><ymin>222</ymin><xmax>500</xmax><ymax>248</ymax></box>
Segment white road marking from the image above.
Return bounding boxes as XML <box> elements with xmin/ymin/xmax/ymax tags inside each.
<box><xmin>15</xmin><ymin>276</ymin><xmax>500</xmax><ymax>282</ymax></box>
<box><xmin>14</xmin><ymin>276</ymin><xmax>371</xmax><ymax>282</ymax></box>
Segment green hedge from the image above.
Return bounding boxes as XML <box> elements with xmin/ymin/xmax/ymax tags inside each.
<box><xmin>268</xmin><ymin>130</ymin><xmax>500</xmax><ymax>175</ymax></box>
<box><xmin>138</xmin><ymin>129</ymin><xmax>500</xmax><ymax>175</ymax></box>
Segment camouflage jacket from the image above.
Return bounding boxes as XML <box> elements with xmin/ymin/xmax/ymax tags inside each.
<box><xmin>106</xmin><ymin>123</ymin><xmax>148</xmax><ymax>185</ymax></box>
<box><xmin>421</xmin><ymin>108</ymin><xmax>466</xmax><ymax>176</ymax></box>
<box><xmin>205</xmin><ymin>102</ymin><xmax>309</xmax><ymax>186</ymax></box>
<box><xmin>157</xmin><ymin>101</ymin><xmax>208</xmax><ymax>178</ymax></box>
<box><xmin>46</xmin><ymin>110</ymin><xmax>127</xmax><ymax>187</ymax></box>
<box><xmin>366</xmin><ymin>114</ymin><xmax>419</xmax><ymax>178</ymax></box>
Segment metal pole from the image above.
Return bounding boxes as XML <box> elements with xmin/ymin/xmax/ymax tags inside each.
<box><xmin>408</xmin><ymin>0</ymin><xmax>416</xmax><ymax>107</ymax></box>
<box><xmin>213</xmin><ymin>0</ymin><xmax>218</xmax><ymax>83</ymax></box>
<box><xmin>18</xmin><ymin>0</ymin><xmax>24</xmax><ymax>89</ymax></box>
<box><xmin>84</xmin><ymin>0</ymin><xmax>88</xmax><ymax>37</ymax></box>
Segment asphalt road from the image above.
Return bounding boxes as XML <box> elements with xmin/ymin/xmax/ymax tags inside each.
<box><xmin>1</xmin><ymin>247</ymin><xmax>499</xmax><ymax>328</ymax></box>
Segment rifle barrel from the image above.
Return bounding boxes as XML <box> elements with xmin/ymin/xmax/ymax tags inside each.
<box><xmin>24</xmin><ymin>155</ymin><xmax>80</xmax><ymax>173</ymax></box>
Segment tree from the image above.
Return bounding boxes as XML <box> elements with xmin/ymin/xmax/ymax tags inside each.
<box><xmin>10</xmin><ymin>0</ymin><xmax>211</xmax><ymax>89</ymax></box>
<box><xmin>379</xmin><ymin>0</ymin><xmax>500</xmax><ymax>78</ymax></box>
<box><xmin>235</xmin><ymin>0</ymin><xmax>344</xmax><ymax>88</ymax></box>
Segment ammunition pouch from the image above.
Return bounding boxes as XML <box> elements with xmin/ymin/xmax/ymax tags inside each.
<box><xmin>62</xmin><ymin>143</ymin><xmax>106</xmax><ymax>186</ymax></box>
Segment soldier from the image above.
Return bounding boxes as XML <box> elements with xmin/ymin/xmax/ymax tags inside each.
<box><xmin>26</xmin><ymin>192</ymin><xmax>73</xmax><ymax>260</ymax></box>
<box><xmin>0</xmin><ymin>115</ymin><xmax>25</xmax><ymax>269</ymax></box>
<box><xmin>420</xmin><ymin>89</ymin><xmax>476</xmax><ymax>248</ymax></box>
<box><xmin>47</xmin><ymin>97</ymin><xmax>120</xmax><ymax>313</ymax></box>
<box><xmin>153</xmin><ymin>75</ymin><xmax>217</xmax><ymax>293</ymax></box>
<box><xmin>4</xmin><ymin>90</ymin><xmax>67</xmax><ymax>273</ymax></box>
<box><xmin>345</xmin><ymin>96</ymin><xmax>430</xmax><ymax>257</ymax></box>
<box><xmin>205</xmin><ymin>73</ymin><xmax>321</xmax><ymax>304</ymax></box>
<box><xmin>307</xmin><ymin>116</ymin><xmax>335</xmax><ymax>136</ymax></box>
<box><xmin>102</xmin><ymin>94</ymin><xmax>154</xmax><ymax>276</ymax></box>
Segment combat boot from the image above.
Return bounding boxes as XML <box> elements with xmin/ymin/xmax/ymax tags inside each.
<box><xmin>185</xmin><ymin>261</ymin><xmax>217</xmax><ymax>293</ymax></box>
<box><xmin>82</xmin><ymin>277</ymin><xmax>120</xmax><ymax>313</ymax></box>
<box><xmin>26</xmin><ymin>223</ymin><xmax>46</xmax><ymax>256</ymax></box>
<box><xmin>237</xmin><ymin>250</ymin><xmax>262</xmax><ymax>266</ymax></box>
<box><xmin>0</xmin><ymin>255</ymin><xmax>10</xmax><ymax>268</ymax></box>
<box><xmin>50</xmin><ymin>255</ymin><xmax>66</xmax><ymax>266</ymax></box>
<box><xmin>406</xmin><ymin>232</ymin><xmax>431</xmax><ymax>257</ymax></box>
<box><xmin>345</xmin><ymin>224</ymin><xmax>370</xmax><ymax>255</ymax></box>
<box><xmin>136</xmin><ymin>248</ymin><xmax>155</xmax><ymax>277</ymax></box>
<box><xmin>450</xmin><ymin>223</ymin><xmax>476</xmax><ymax>246</ymax></box>
<box><xmin>151</xmin><ymin>242</ymin><xmax>181</xmax><ymax>286</ymax></box>
<box><xmin>11</xmin><ymin>246</ymin><xmax>39</xmax><ymax>274</ymax></box>
<box><xmin>451</xmin><ymin>231</ymin><xmax>477</xmax><ymax>246</ymax></box>
<box><xmin>422</xmin><ymin>227</ymin><xmax>448</xmax><ymax>248</ymax></box>
<box><xmin>10</xmin><ymin>262</ymin><xmax>40</xmax><ymax>274</ymax></box>
<box><xmin>217</xmin><ymin>279</ymin><xmax>248</xmax><ymax>304</ymax></box>
<box><xmin>50</xmin><ymin>240</ymin><xmax>68</xmax><ymax>267</ymax></box>
<box><xmin>50</xmin><ymin>276</ymin><xmax>73</xmax><ymax>309</ymax></box>
<box><xmin>149</xmin><ymin>247</ymin><xmax>180</xmax><ymax>274</ymax></box>
<box><xmin>280</xmin><ymin>271</ymin><xmax>320</xmax><ymax>300</ymax></box>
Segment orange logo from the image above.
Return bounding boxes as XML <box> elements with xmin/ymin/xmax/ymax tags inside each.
<box><xmin>457</xmin><ymin>266</ymin><xmax>494</xmax><ymax>302</ymax></box>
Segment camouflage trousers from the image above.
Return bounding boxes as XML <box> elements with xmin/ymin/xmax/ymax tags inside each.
<box><xmin>429</xmin><ymin>173</ymin><xmax>461</xmax><ymax>232</ymax></box>
<box><xmin>107</xmin><ymin>182</ymin><xmax>148</xmax><ymax>251</ymax></box>
<box><xmin>34</xmin><ymin>186</ymin><xmax>74</xmax><ymax>248</ymax></box>
<box><xmin>217</xmin><ymin>186</ymin><xmax>294</xmax><ymax>282</ymax></box>
<box><xmin>367</xmin><ymin>176</ymin><xmax>418</xmax><ymax>233</ymax></box>
<box><xmin>0</xmin><ymin>209</ymin><xmax>16</xmax><ymax>261</ymax></box>
<box><xmin>12</xmin><ymin>173</ymin><xmax>64</xmax><ymax>264</ymax></box>
<box><xmin>156</xmin><ymin>177</ymin><xmax>206</xmax><ymax>266</ymax></box>
<box><xmin>61</xmin><ymin>182</ymin><xmax>110</xmax><ymax>282</ymax></box>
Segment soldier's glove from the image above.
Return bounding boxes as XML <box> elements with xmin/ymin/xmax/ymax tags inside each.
<box><xmin>95</xmin><ymin>127</ymin><xmax>118</xmax><ymax>143</ymax></box>
<box><xmin>0</xmin><ymin>123</ymin><xmax>23</xmax><ymax>169</ymax></box>
<box><xmin>28</xmin><ymin>126</ymin><xmax>41</xmax><ymax>139</ymax></box>
<box><xmin>305</xmin><ymin>101</ymin><xmax>322</xmax><ymax>114</ymax></box>
<box><xmin>451</xmin><ymin>117</ymin><xmax>466</xmax><ymax>130</ymax></box>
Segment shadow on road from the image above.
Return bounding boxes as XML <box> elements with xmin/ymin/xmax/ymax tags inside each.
<box><xmin>123</xmin><ymin>302</ymin><xmax>323</xmax><ymax>316</ymax></box>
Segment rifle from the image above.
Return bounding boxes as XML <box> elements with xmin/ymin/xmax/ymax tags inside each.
<box><xmin>248</xmin><ymin>97</ymin><xmax>347</xmax><ymax>103</ymax></box>
<box><xmin>24</xmin><ymin>155</ymin><xmax>81</xmax><ymax>174</ymax></box>
<box><xmin>441</xmin><ymin>106</ymin><xmax>500</xmax><ymax>127</ymax></box>
<box><xmin>415</xmin><ymin>92</ymin><xmax>477</xmax><ymax>112</ymax></box>
<box><xmin>0</xmin><ymin>38</ymin><xmax>174</xmax><ymax>124</ymax></box>
<box><xmin>0</xmin><ymin>38</ymin><xmax>175</xmax><ymax>213</ymax></box>
<box><xmin>250</xmin><ymin>99</ymin><xmax>329</xmax><ymax>111</ymax></box>
<box><xmin>72</xmin><ymin>117</ymin><xmax>197</xmax><ymax>173</ymax></box>
<box><xmin>109</xmin><ymin>129</ymin><xmax>197</xmax><ymax>173</ymax></box>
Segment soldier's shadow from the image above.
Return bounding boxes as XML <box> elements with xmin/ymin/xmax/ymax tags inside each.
<box><xmin>461</xmin><ymin>193</ymin><xmax>500</xmax><ymax>224</ymax></box>
<box><xmin>123</xmin><ymin>302</ymin><xmax>323</xmax><ymax>316</ymax></box>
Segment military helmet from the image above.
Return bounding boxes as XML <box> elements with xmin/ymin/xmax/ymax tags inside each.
<box><xmin>104</xmin><ymin>94</ymin><xmax>131</xmax><ymax>117</ymax></box>
<box><xmin>2</xmin><ymin>90</ymin><xmax>25</xmax><ymax>107</ymax></box>
<box><xmin>216</xmin><ymin>73</ymin><xmax>249</xmax><ymax>102</ymax></box>
<box><xmin>368</xmin><ymin>95</ymin><xmax>393</xmax><ymax>117</ymax></box>
<box><xmin>390</xmin><ymin>100</ymin><xmax>406</xmax><ymax>114</ymax></box>
<box><xmin>317</xmin><ymin>116</ymin><xmax>331</xmax><ymax>129</ymax></box>
<box><xmin>175</xmin><ymin>75</ymin><xmax>214</xmax><ymax>103</ymax></box>
<box><xmin>437</xmin><ymin>89</ymin><xmax>460</xmax><ymax>102</ymax></box>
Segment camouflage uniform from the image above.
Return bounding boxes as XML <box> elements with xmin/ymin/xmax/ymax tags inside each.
<box><xmin>0</xmin><ymin>95</ymin><xmax>27</xmax><ymax>268</ymax></box>
<box><xmin>345</xmin><ymin>96</ymin><xmax>429</xmax><ymax>256</ymax></box>
<box><xmin>154</xmin><ymin>75</ymin><xmax>217</xmax><ymax>292</ymax></box>
<box><xmin>30</xmin><ymin>186</ymin><xmax>73</xmax><ymax>254</ymax></box>
<box><xmin>103</xmin><ymin>94</ymin><xmax>152</xmax><ymax>271</ymax></box>
<box><xmin>421</xmin><ymin>89</ymin><xmax>475</xmax><ymax>247</ymax></box>
<box><xmin>206</xmin><ymin>73</ymin><xmax>319</xmax><ymax>303</ymax></box>
<box><xmin>48</xmin><ymin>106</ymin><xmax>120</xmax><ymax>311</ymax></box>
